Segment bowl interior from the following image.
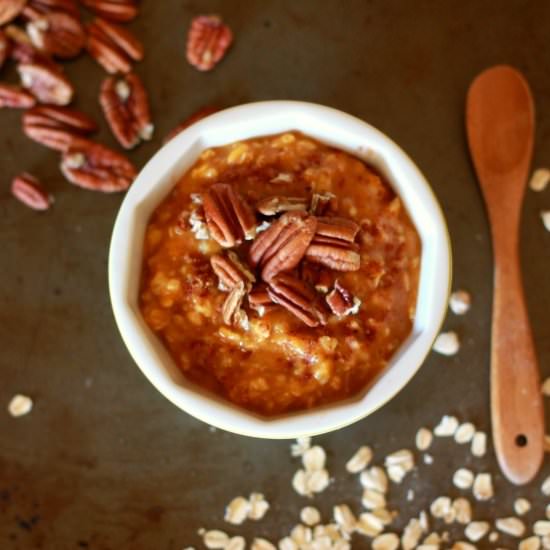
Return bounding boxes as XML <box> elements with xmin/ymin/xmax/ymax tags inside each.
<box><xmin>109</xmin><ymin>101</ymin><xmax>451</xmax><ymax>438</ymax></box>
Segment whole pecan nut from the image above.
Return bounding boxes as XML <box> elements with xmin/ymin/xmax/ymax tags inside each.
<box><xmin>99</xmin><ymin>72</ymin><xmax>152</xmax><ymax>149</ymax></box>
<box><xmin>326</xmin><ymin>280</ymin><xmax>361</xmax><ymax>317</ymax></box>
<box><xmin>0</xmin><ymin>0</ymin><xmax>27</xmax><ymax>26</ymax></box>
<box><xmin>249</xmin><ymin>211</ymin><xmax>317</xmax><ymax>281</ymax></box>
<box><xmin>11</xmin><ymin>173</ymin><xmax>52</xmax><ymax>210</ymax></box>
<box><xmin>202</xmin><ymin>183</ymin><xmax>256</xmax><ymax>248</ymax></box>
<box><xmin>25</xmin><ymin>0</ymin><xmax>80</xmax><ymax>18</ymax></box>
<box><xmin>163</xmin><ymin>105</ymin><xmax>219</xmax><ymax>144</ymax></box>
<box><xmin>80</xmin><ymin>0</ymin><xmax>138</xmax><ymax>22</ymax></box>
<box><xmin>267</xmin><ymin>274</ymin><xmax>327</xmax><ymax>328</ymax></box>
<box><xmin>186</xmin><ymin>15</ymin><xmax>233</xmax><ymax>72</ymax></box>
<box><xmin>60</xmin><ymin>139</ymin><xmax>136</xmax><ymax>192</ymax></box>
<box><xmin>17</xmin><ymin>62</ymin><xmax>74</xmax><ymax>105</ymax></box>
<box><xmin>26</xmin><ymin>11</ymin><xmax>86</xmax><ymax>59</ymax></box>
<box><xmin>256</xmin><ymin>196</ymin><xmax>308</xmax><ymax>216</ymax></box>
<box><xmin>0</xmin><ymin>30</ymin><xmax>11</xmax><ymax>70</ymax></box>
<box><xmin>222</xmin><ymin>281</ymin><xmax>247</xmax><ymax>327</ymax></box>
<box><xmin>210</xmin><ymin>251</ymin><xmax>255</xmax><ymax>291</ymax></box>
<box><xmin>0</xmin><ymin>83</ymin><xmax>36</xmax><ymax>108</ymax></box>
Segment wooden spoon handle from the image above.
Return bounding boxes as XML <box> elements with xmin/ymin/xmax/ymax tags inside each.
<box><xmin>491</xmin><ymin>235</ymin><xmax>544</xmax><ymax>484</ymax></box>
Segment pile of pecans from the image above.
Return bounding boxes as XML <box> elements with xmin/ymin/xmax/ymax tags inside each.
<box><xmin>1</xmin><ymin>1</ymin><xmax>233</xmax><ymax>208</ymax></box>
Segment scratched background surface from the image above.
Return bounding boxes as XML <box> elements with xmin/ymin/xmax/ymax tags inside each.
<box><xmin>1</xmin><ymin>1</ymin><xmax>550</xmax><ymax>548</ymax></box>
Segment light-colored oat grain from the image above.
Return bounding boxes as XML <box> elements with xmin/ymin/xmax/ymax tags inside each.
<box><xmin>252</xmin><ymin>538</ymin><xmax>277</xmax><ymax>550</ymax></box>
<box><xmin>449</xmin><ymin>290</ymin><xmax>471</xmax><ymax>315</ymax></box>
<box><xmin>453</xmin><ymin>468</ymin><xmax>474</xmax><ymax>490</ymax></box>
<box><xmin>224</xmin><ymin>496</ymin><xmax>250</xmax><ymax>525</ymax></box>
<box><xmin>226</xmin><ymin>537</ymin><xmax>246</xmax><ymax>550</ymax></box>
<box><xmin>345</xmin><ymin>446</ymin><xmax>373</xmax><ymax>473</ymax></box>
<box><xmin>291</xmin><ymin>436</ymin><xmax>311</xmax><ymax>456</ymax></box>
<box><xmin>202</xmin><ymin>530</ymin><xmax>230</xmax><ymax>549</ymax></box>
<box><xmin>430</xmin><ymin>496</ymin><xmax>452</xmax><ymax>519</ymax></box>
<box><xmin>278</xmin><ymin>537</ymin><xmax>297</xmax><ymax>550</ymax></box>
<box><xmin>290</xmin><ymin>525</ymin><xmax>312</xmax><ymax>546</ymax></box>
<box><xmin>529</xmin><ymin>168</ymin><xmax>550</xmax><ymax>191</ymax></box>
<box><xmin>361</xmin><ymin>489</ymin><xmax>386</xmax><ymax>510</ymax></box>
<box><xmin>333</xmin><ymin>504</ymin><xmax>356</xmax><ymax>534</ymax></box>
<box><xmin>495</xmin><ymin>517</ymin><xmax>525</xmax><ymax>538</ymax></box>
<box><xmin>248</xmin><ymin>493</ymin><xmax>269</xmax><ymax>520</ymax></box>
<box><xmin>514</xmin><ymin>498</ymin><xmax>531</xmax><ymax>516</ymax></box>
<box><xmin>372</xmin><ymin>533</ymin><xmax>400</xmax><ymax>550</ymax></box>
<box><xmin>434</xmin><ymin>415</ymin><xmax>459</xmax><ymax>437</ymax></box>
<box><xmin>534</xmin><ymin>521</ymin><xmax>550</xmax><ymax>537</ymax></box>
<box><xmin>542</xmin><ymin>475</ymin><xmax>550</xmax><ymax>496</ymax></box>
<box><xmin>360</xmin><ymin>466</ymin><xmax>388</xmax><ymax>493</ymax></box>
<box><xmin>402</xmin><ymin>518</ymin><xmax>424</xmax><ymax>550</ymax></box>
<box><xmin>451</xmin><ymin>542</ymin><xmax>476</xmax><ymax>550</ymax></box>
<box><xmin>433</xmin><ymin>331</ymin><xmax>460</xmax><ymax>355</ymax></box>
<box><xmin>8</xmin><ymin>394</ymin><xmax>33</xmax><ymax>417</ymax></box>
<box><xmin>473</xmin><ymin>473</ymin><xmax>493</xmax><ymax>501</ymax></box>
<box><xmin>465</xmin><ymin>521</ymin><xmax>490</xmax><ymax>542</ymax></box>
<box><xmin>542</xmin><ymin>210</ymin><xmax>550</xmax><ymax>231</ymax></box>
<box><xmin>416</xmin><ymin>427</ymin><xmax>433</xmax><ymax>451</ymax></box>
<box><xmin>453</xmin><ymin>498</ymin><xmax>472</xmax><ymax>525</ymax></box>
<box><xmin>455</xmin><ymin>422</ymin><xmax>476</xmax><ymax>444</ymax></box>
<box><xmin>519</xmin><ymin>536</ymin><xmax>541</xmax><ymax>550</ymax></box>
<box><xmin>300</xmin><ymin>506</ymin><xmax>321</xmax><ymax>526</ymax></box>
<box><xmin>471</xmin><ymin>432</ymin><xmax>487</xmax><ymax>457</ymax></box>
<box><xmin>303</xmin><ymin>446</ymin><xmax>326</xmax><ymax>471</ymax></box>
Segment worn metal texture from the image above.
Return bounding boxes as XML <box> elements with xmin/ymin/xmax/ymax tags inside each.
<box><xmin>1</xmin><ymin>1</ymin><xmax>550</xmax><ymax>548</ymax></box>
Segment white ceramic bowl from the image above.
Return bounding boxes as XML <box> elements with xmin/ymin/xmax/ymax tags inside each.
<box><xmin>109</xmin><ymin>101</ymin><xmax>451</xmax><ymax>439</ymax></box>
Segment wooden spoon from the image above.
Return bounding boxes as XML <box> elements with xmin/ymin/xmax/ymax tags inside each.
<box><xmin>466</xmin><ymin>65</ymin><xmax>544</xmax><ymax>485</ymax></box>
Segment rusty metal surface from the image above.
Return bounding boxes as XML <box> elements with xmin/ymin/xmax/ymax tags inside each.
<box><xmin>1</xmin><ymin>1</ymin><xmax>550</xmax><ymax>548</ymax></box>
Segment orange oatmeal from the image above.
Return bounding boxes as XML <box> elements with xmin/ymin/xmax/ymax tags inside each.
<box><xmin>139</xmin><ymin>131</ymin><xmax>421</xmax><ymax>415</ymax></box>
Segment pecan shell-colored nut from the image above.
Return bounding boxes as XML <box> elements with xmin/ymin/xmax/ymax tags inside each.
<box><xmin>163</xmin><ymin>105</ymin><xmax>219</xmax><ymax>144</ymax></box>
<box><xmin>267</xmin><ymin>273</ymin><xmax>327</xmax><ymax>328</ymax></box>
<box><xmin>0</xmin><ymin>30</ymin><xmax>11</xmax><ymax>70</ymax></box>
<box><xmin>25</xmin><ymin>0</ymin><xmax>80</xmax><ymax>18</ymax></box>
<box><xmin>305</xmin><ymin>243</ymin><xmax>360</xmax><ymax>271</ymax></box>
<box><xmin>326</xmin><ymin>280</ymin><xmax>361</xmax><ymax>317</ymax></box>
<box><xmin>249</xmin><ymin>211</ymin><xmax>317</xmax><ymax>282</ymax></box>
<box><xmin>93</xmin><ymin>17</ymin><xmax>143</xmax><ymax>61</ymax></box>
<box><xmin>186</xmin><ymin>15</ymin><xmax>233</xmax><ymax>71</ymax></box>
<box><xmin>87</xmin><ymin>31</ymin><xmax>130</xmax><ymax>74</ymax></box>
<box><xmin>60</xmin><ymin>139</ymin><xmax>136</xmax><ymax>192</ymax></box>
<box><xmin>80</xmin><ymin>0</ymin><xmax>138</xmax><ymax>22</ymax></box>
<box><xmin>222</xmin><ymin>281</ymin><xmax>247</xmax><ymax>326</ymax></box>
<box><xmin>99</xmin><ymin>73</ymin><xmax>153</xmax><ymax>149</ymax></box>
<box><xmin>17</xmin><ymin>62</ymin><xmax>74</xmax><ymax>105</ymax></box>
<box><xmin>210</xmin><ymin>251</ymin><xmax>255</xmax><ymax>291</ymax></box>
<box><xmin>0</xmin><ymin>0</ymin><xmax>27</xmax><ymax>26</ymax></box>
<box><xmin>11</xmin><ymin>173</ymin><xmax>52</xmax><ymax>211</ymax></box>
<box><xmin>6</xmin><ymin>25</ymin><xmax>53</xmax><ymax>65</ymax></box>
<box><xmin>316</xmin><ymin>217</ymin><xmax>360</xmax><ymax>242</ymax></box>
<box><xmin>0</xmin><ymin>83</ymin><xmax>36</xmax><ymax>108</ymax></box>
<box><xmin>202</xmin><ymin>183</ymin><xmax>256</xmax><ymax>247</ymax></box>
<box><xmin>256</xmin><ymin>196</ymin><xmax>308</xmax><ymax>216</ymax></box>
<box><xmin>248</xmin><ymin>284</ymin><xmax>278</xmax><ymax>316</ymax></box>
<box><xmin>27</xmin><ymin>12</ymin><xmax>85</xmax><ymax>58</ymax></box>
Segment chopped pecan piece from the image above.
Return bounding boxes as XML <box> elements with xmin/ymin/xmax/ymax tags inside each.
<box><xmin>93</xmin><ymin>17</ymin><xmax>143</xmax><ymax>60</ymax></box>
<box><xmin>310</xmin><ymin>192</ymin><xmax>335</xmax><ymax>215</ymax></box>
<box><xmin>0</xmin><ymin>30</ymin><xmax>11</xmax><ymax>70</ymax></box>
<box><xmin>26</xmin><ymin>11</ymin><xmax>85</xmax><ymax>59</ymax></box>
<box><xmin>5</xmin><ymin>25</ymin><xmax>54</xmax><ymax>65</ymax></box>
<box><xmin>163</xmin><ymin>105</ymin><xmax>219</xmax><ymax>144</ymax></box>
<box><xmin>80</xmin><ymin>0</ymin><xmax>138</xmax><ymax>22</ymax></box>
<box><xmin>267</xmin><ymin>273</ymin><xmax>327</xmax><ymax>328</ymax></box>
<box><xmin>60</xmin><ymin>139</ymin><xmax>136</xmax><ymax>192</ymax></box>
<box><xmin>210</xmin><ymin>251</ymin><xmax>255</xmax><ymax>291</ymax></box>
<box><xmin>248</xmin><ymin>284</ymin><xmax>278</xmax><ymax>316</ymax></box>
<box><xmin>256</xmin><ymin>196</ymin><xmax>308</xmax><ymax>216</ymax></box>
<box><xmin>24</xmin><ymin>0</ymin><xmax>80</xmax><ymax>18</ymax></box>
<box><xmin>0</xmin><ymin>0</ymin><xmax>27</xmax><ymax>26</ymax></box>
<box><xmin>316</xmin><ymin>217</ymin><xmax>360</xmax><ymax>242</ymax></box>
<box><xmin>326</xmin><ymin>280</ymin><xmax>361</xmax><ymax>317</ymax></box>
<box><xmin>222</xmin><ymin>281</ymin><xmax>247</xmax><ymax>327</ymax></box>
<box><xmin>11</xmin><ymin>172</ymin><xmax>52</xmax><ymax>211</ymax></box>
<box><xmin>100</xmin><ymin>73</ymin><xmax>152</xmax><ymax>149</ymax></box>
<box><xmin>202</xmin><ymin>183</ymin><xmax>256</xmax><ymax>247</ymax></box>
<box><xmin>0</xmin><ymin>83</ymin><xmax>36</xmax><ymax>108</ymax></box>
<box><xmin>23</xmin><ymin>104</ymin><xmax>96</xmax><ymax>151</ymax></box>
<box><xmin>249</xmin><ymin>211</ymin><xmax>317</xmax><ymax>282</ymax></box>
<box><xmin>17</xmin><ymin>61</ymin><xmax>74</xmax><ymax>105</ymax></box>
<box><xmin>186</xmin><ymin>15</ymin><xmax>233</xmax><ymax>71</ymax></box>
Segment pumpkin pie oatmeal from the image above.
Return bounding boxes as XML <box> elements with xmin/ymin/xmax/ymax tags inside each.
<box><xmin>139</xmin><ymin>131</ymin><xmax>420</xmax><ymax>415</ymax></box>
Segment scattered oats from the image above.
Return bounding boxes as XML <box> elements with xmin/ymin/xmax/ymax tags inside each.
<box><xmin>183</xmin><ymin>547</ymin><xmax>195</xmax><ymax>550</ymax></box>
<box><xmin>453</xmin><ymin>498</ymin><xmax>472</xmax><ymax>524</ymax></box>
<box><xmin>291</xmin><ymin>436</ymin><xmax>311</xmax><ymax>456</ymax></box>
<box><xmin>489</xmin><ymin>532</ymin><xmax>498</xmax><ymax>542</ymax></box>
<box><xmin>361</xmin><ymin>489</ymin><xmax>386</xmax><ymax>510</ymax></box>
<box><xmin>451</xmin><ymin>543</ymin><xmax>476</xmax><ymax>550</ymax></box>
<box><xmin>248</xmin><ymin>493</ymin><xmax>269</xmax><ymax>520</ymax></box>
<box><xmin>534</xmin><ymin>521</ymin><xmax>550</xmax><ymax>537</ymax></box>
<box><xmin>202</xmin><ymin>530</ymin><xmax>230</xmax><ymax>549</ymax></box>
<box><xmin>7</xmin><ymin>394</ymin><xmax>33</xmax><ymax>417</ymax></box>
<box><xmin>407</xmin><ymin>489</ymin><xmax>415</xmax><ymax>501</ymax></box>
<box><xmin>300</xmin><ymin>506</ymin><xmax>321</xmax><ymax>526</ymax></box>
<box><xmin>514</xmin><ymin>498</ymin><xmax>531</xmax><ymax>516</ymax></box>
<box><xmin>473</xmin><ymin>473</ymin><xmax>493</xmax><ymax>501</ymax></box>
<box><xmin>434</xmin><ymin>415</ymin><xmax>459</xmax><ymax>437</ymax></box>
<box><xmin>316</xmin><ymin>524</ymin><xmax>341</xmax><ymax>542</ymax></box>
<box><xmin>542</xmin><ymin>378</ymin><xmax>550</xmax><ymax>397</ymax></box>
<box><xmin>423</xmin><ymin>533</ymin><xmax>442</xmax><ymax>545</ymax></box>
<box><xmin>278</xmin><ymin>537</ymin><xmax>297</xmax><ymax>550</ymax></box>
<box><xmin>290</xmin><ymin>525</ymin><xmax>312</xmax><ymax>546</ymax></box>
<box><xmin>417</xmin><ymin>546</ymin><xmax>439</xmax><ymax>550</ymax></box>
<box><xmin>424</xmin><ymin>453</ymin><xmax>434</xmax><ymax>465</ymax></box>
<box><xmin>453</xmin><ymin>468</ymin><xmax>474</xmax><ymax>490</ymax></box>
<box><xmin>449</xmin><ymin>290</ymin><xmax>472</xmax><ymax>315</ymax></box>
<box><xmin>519</xmin><ymin>536</ymin><xmax>541</xmax><ymax>550</ymax></box>
<box><xmin>303</xmin><ymin>446</ymin><xmax>326</xmax><ymax>471</ymax></box>
<box><xmin>226</xmin><ymin>537</ymin><xmax>246</xmax><ymax>550</ymax></box>
<box><xmin>419</xmin><ymin>510</ymin><xmax>429</xmax><ymax>532</ymax></box>
<box><xmin>465</xmin><ymin>521</ymin><xmax>490</xmax><ymax>542</ymax></box>
<box><xmin>333</xmin><ymin>504</ymin><xmax>356</xmax><ymax>534</ymax></box>
<box><xmin>252</xmin><ymin>538</ymin><xmax>277</xmax><ymax>550</ymax></box>
<box><xmin>224</xmin><ymin>496</ymin><xmax>250</xmax><ymax>525</ymax></box>
<box><xmin>495</xmin><ymin>517</ymin><xmax>525</xmax><ymax>538</ymax></box>
<box><xmin>292</xmin><ymin>469</ymin><xmax>309</xmax><ymax>496</ymax></box>
<box><xmin>433</xmin><ymin>331</ymin><xmax>460</xmax><ymax>355</ymax></box>
<box><xmin>542</xmin><ymin>476</ymin><xmax>550</xmax><ymax>496</ymax></box>
<box><xmin>530</xmin><ymin>168</ymin><xmax>550</xmax><ymax>191</ymax></box>
<box><xmin>430</xmin><ymin>496</ymin><xmax>452</xmax><ymax>519</ymax></box>
<box><xmin>307</xmin><ymin>469</ymin><xmax>330</xmax><ymax>493</ymax></box>
<box><xmin>346</xmin><ymin>446</ymin><xmax>373</xmax><ymax>473</ymax></box>
<box><xmin>455</xmin><ymin>422</ymin><xmax>476</xmax><ymax>444</ymax></box>
<box><xmin>402</xmin><ymin>518</ymin><xmax>424</xmax><ymax>550</ymax></box>
<box><xmin>332</xmin><ymin>541</ymin><xmax>350</xmax><ymax>550</ymax></box>
<box><xmin>471</xmin><ymin>432</ymin><xmax>487</xmax><ymax>457</ymax></box>
<box><xmin>360</xmin><ymin>466</ymin><xmax>388</xmax><ymax>493</ymax></box>
<box><xmin>372</xmin><ymin>533</ymin><xmax>400</xmax><ymax>550</ymax></box>
<box><xmin>312</xmin><ymin>535</ymin><xmax>333</xmax><ymax>550</ymax></box>
<box><xmin>374</xmin><ymin>508</ymin><xmax>395</xmax><ymax>526</ymax></box>
<box><xmin>416</xmin><ymin>427</ymin><xmax>433</xmax><ymax>451</ymax></box>
<box><xmin>385</xmin><ymin>449</ymin><xmax>415</xmax><ymax>483</ymax></box>
<box><xmin>542</xmin><ymin>210</ymin><xmax>550</xmax><ymax>231</ymax></box>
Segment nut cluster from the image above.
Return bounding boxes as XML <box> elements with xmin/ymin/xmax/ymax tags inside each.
<box><xmin>204</xmin><ymin>187</ymin><xmax>362</xmax><ymax>327</ymax></box>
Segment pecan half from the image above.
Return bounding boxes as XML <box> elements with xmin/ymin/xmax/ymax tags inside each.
<box><xmin>23</xmin><ymin>105</ymin><xmax>96</xmax><ymax>151</ymax></box>
<box><xmin>248</xmin><ymin>284</ymin><xmax>278</xmax><ymax>316</ymax></box>
<box><xmin>80</xmin><ymin>0</ymin><xmax>138</xmax><ymax>22</ymax></box>
<box><xmin>310</xmin><ymin>192</ymin><xmax>335</xmax><ymax>215</ymax></box>
<box><xmin>256</xmin><ymin>196</ymin><xmax>308</xmax><ymax>216</ymax></box>
<box><xmin>267</xmin><ymin>274</ymin><xmax>327</xmax><ymax>328</ymax></box>
<box><xmin>99</xmin><ymin>72</ymin><xmax>152</xmax><ymax>149</ymax></box>
<box><xmin>326</xmin><ymin>280</ymin><xmax>361</xmax><ymax>317</ymax></box>
<box><xmin>17</xmin><ymin>62</ymin><xmax>74</xmax><ymax>105</ymax></box>
<box><xmin>0</xmin><ymin>30</ymin><xmax>11</xmax><ymax>70</ymax></box>
<box><xmin>0</xmin><ymin>0</ymin><xmax>27</xmax><ymax>26</ymax></box>
<box><xmin>163</xmin><ymin>105</ymin><xmax>219</xmax><ymax>144</ymax></box>
<box><xmin>202</xmin><ymin>183</ymin><xmax>256</xmax><ymax>247</ymax></box>
<box><xmin>186</xmin><ymin>15</ymin><xmax>233</xmax><ymax>72</ymax></box>
<box><xmin>249</xmin><ymin>211</ymin><xmax>317</xmax><ymax>282</ymax></box>
<box><xmin>0</xmin><ymin>83</ymin><xmax>36</xmax><ymax>108</ymax></box>
<box><xmin>93</xmin><ymin>17</ymin><xmax>143</xmax><ymax>60</ymax></box>
<box><xmin>210</xmin><ymin>251</ymin><xmax>255</xmax><ymax>291</ymax></box>
<box><xmin>222</xmin><ymin>281</ymin><xmax>247</xmax><ymax>327</ymax></box>
<box><xmin>11</xmin><ymin>173</ymin><xmax>52</xmax><ymax>211</ymax></box>
<box><xmin>60</xmin><ymin>139</ymin><xmax>136</xmax><ymax>192</ymax></box>
<box><xmin>26</xmin><ymin>11</ymin><xmax>85</xmax><ymax>58</ymax></box>
<box><xmin>25</xmin><ymin>0</ymin><xmax>80</xmax><ymax>18</ymax></box>
<box><xmin>5</xmin><ymin>25</ymin><xmax>53</xmax><ymax>65</ymax></box>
